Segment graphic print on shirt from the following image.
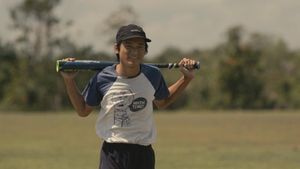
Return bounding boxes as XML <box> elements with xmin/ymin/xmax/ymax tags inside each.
<box><xmin>106</xmin><ymin>87</ymin><xmax>148</xmax><ymax>127</ymax></box>
<box><xmin>107</xmin><ymin>88</ymin><xmax>133</xmax><ymax>127</ymax></box>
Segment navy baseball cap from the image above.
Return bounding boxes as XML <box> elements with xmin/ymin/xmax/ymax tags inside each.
<box><xmin>116</xmin><ymin>24</ymin><xmax>151</xmax><ymax>44</ymax></box>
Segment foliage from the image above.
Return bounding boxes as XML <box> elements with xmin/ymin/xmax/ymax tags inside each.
<box><xmin>10</xmin><ymin>0</ymin><xmax>62</xmax><ymax>61</ymax></box>
<box><xmin>0</xmin><ymin>0</ymin><xmax>300</xmax><ymax>111</ymax></box>
<box><xmin>100</xmin><ymin>4</ymin><xmax>140</xmax><ymax>45</ymax></box>
<box><xmin>0</xmin><ymin>41</ymin><xmax>18</xmax><ymax>103</ymax></box>
<box><xmin>152</xmin><ymin>26</ymin><xmax>300</xmax><ymax>110</ymax></box>
<box><xmin>218</xmin><ymin>26</ymin><xmax>265</xmax><ymax>109</ymax></box>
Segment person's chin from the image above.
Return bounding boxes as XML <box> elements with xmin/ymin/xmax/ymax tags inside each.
<box><xmin>127</xmin><ymin>60</ymin><xmax>140</xmax><ymax>66</ymax></box>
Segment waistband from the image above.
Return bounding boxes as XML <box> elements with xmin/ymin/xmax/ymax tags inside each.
<box><xmin>103</xmin><ymin>141</ymin><xmax>152</xmax><ymax>149</ymax></box>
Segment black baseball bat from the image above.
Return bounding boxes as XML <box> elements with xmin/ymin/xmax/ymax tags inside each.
<box><xmin>56</xmin><ymin>60</ymin><xmax>200</xmax><ymax>72</ymax></box>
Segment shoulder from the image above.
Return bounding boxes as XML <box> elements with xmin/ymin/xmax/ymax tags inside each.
<box><xmin>140</xmin><ymin>64</ymin><xmax>162</xmax><ymax>77</ymax></box>
<box><xmin>93</xmin><ymin>65</ymin><xmax>117</xmax><ymax>83</ymax></box>
<box><xmin>140</xmin><ymin>64</ymin><xmax>166</xmax><ymax>89</ymax></box>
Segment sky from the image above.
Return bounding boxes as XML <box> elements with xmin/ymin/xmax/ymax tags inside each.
<box><xmin>0</xmin><ymin>0</ymin><xmax>299</xmax><ymax>56</ymax></box>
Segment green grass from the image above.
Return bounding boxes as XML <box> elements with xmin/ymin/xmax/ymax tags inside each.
<box><xmin>1</xmin><ymin>111</ymin><xmax>300</xmax><ymax>169</ymax></box>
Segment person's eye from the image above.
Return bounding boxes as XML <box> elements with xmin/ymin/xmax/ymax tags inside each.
<box><xmin>137</xmin><ymin>45</ymin><xmax>145</xmax><ymax>49</ymax></box>
<box><xmin>125</xmin><ymin>45</ymin><xmax>133</xmax><ymax>49</ymax></box>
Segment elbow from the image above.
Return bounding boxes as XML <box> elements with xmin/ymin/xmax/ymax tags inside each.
<box><xmin>76</xmin><ymin>108</ymin><xmax>91</xmax><ymax>117</ymax></box>
<box><xmin>155</xmin><ymin>102</ymin><xmax>169</xmax><ymax>110</ymax></box>
<box><xmin>77</xmin><ymin>112</ymin><xmax>89</xmax><ymax>117</ymax></box>
<box><xmin>75</xmin><ymin>103</ymin><xmax>93</xmax><ymax>117</ymax></box>
<box><xmin>156</xmin><ymin>104</ymin><xmax>166</xmax><ymax>110</ymax></box>
<box><xmin>154</xmin><ymin>98</ymin><xmax>172</xmax><ymax>110</ymax></box>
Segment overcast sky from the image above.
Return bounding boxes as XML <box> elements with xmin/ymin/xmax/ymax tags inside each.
<box><xmin>0</xmin><ymin>0</ymin><xmax>299</xmax><ymax>56</ymax></box>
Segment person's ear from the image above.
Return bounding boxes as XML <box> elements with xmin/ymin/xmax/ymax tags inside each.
<box><xmin>114</xmin><ymin>43</ymin><xmax>119</xmax><ymax>55</ymax></box>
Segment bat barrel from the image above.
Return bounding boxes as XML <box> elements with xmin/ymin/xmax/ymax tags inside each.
<box><xmin>56</xmin><ymin>60</ymin><xmax>115</xmax><ymax>72</ymax></box>
<box><xmin>56</xmin><ymin>60</ymin><xmax>200</xmax><ymax>72</ymax></box>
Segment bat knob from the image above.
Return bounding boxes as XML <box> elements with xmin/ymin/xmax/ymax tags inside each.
<box><xmin>194</xmin><ymin>61</ymin><xmax>200</xmax><ymax>69</ymax></box>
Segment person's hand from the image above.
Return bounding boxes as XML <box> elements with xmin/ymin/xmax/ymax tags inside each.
<box><xmin>60</xmin><ymin>58</ymin><xmax>78</xmax><ymax>80</ymax></box>
<box><xmin>178</xmin><ymin>58</ymin><xmax>196</xmax><ymax>80</ymax></box>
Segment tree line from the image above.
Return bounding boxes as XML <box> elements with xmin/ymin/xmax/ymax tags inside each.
<box><xmin>0</xmin><ymin>0</ymin><xmax>299</xmax><ymax>111</ymax></box>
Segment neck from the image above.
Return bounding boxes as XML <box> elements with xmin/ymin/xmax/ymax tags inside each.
<box><xmin>116</xmin><ymin>63</ymin><xmax>140</xmax><ymax>78</ymax></box>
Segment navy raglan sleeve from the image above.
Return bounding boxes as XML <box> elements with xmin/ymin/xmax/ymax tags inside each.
<box><xmin>82</xmin><ymin>74</ymin><xmax>102</xmax><ymax>106</ymax></box>
<box><xmin>141</xmin><ymin>64</ymin><xmax>170</xmax><ymax>100</ymax></box>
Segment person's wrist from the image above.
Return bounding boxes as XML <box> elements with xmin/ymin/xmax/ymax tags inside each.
<box><xmin>183</xmin><ymin>74</ymin><xmax>194</xmax><ymax>81</ymax></box>
<box><xmin>63</xmin><ymin>76</ymin><xmax>75</xmax><ymax>82</ymax></box>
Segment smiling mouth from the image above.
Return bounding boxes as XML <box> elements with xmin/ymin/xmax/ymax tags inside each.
<box><xmin>129</xmin><ymin>53</ymin><xmax>138</xmax><ymax>58</ymax></box>
<box><xmin>128</xmin><ymin>56</ymin><xmax>140</xmax><ymax>61</ymax></box>
<box><xmin>126</xmin><ymin>58</ymin><xmax>141</xmax><ymax>66</ymax></box>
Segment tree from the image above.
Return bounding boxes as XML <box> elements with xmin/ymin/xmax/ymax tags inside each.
<box><xmin>100</xmin><ymin>4</ymin><xmax>140</xmax><ymax>45</ymax></box>
<box><xmin>5</xmin><ymin>0</ymin><xmax>82</xmax><ymax>110</ymax></box>
<box><xmin>0</xmin><ymin>41</ymin><xmax>17</xmax><ymax>106</ymax></box>
<box><xmin>10</xmin><ymin>0</ymin><xmax>62</xmax><ymax>62</ymax></box>
<box><xmin>218</xmin><ymin>26</ymin><xmax>265</xmax><ymax>109</ymax></box>
<box><xmin>257</xmin><ymin>37</ymin><xmax>299</xmax><ymax>108</ymax></box>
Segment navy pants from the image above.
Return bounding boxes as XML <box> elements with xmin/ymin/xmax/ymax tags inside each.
<box><xmin>99</xmin><ymin>142</ymin><xmax>155</xmax><ymax>169</ymax></box>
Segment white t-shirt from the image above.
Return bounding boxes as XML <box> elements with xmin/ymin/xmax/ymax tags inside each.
<box><xmin>82</xmin><ymin>64</ymin><xmax>169</xmax><ymax>145</ymax></box>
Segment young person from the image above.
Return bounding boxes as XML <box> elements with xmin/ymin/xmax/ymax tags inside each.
<box><xmin>61</xmin><ymin>24</ymin><xmax>196</xmax><ymax>169</ymax></box>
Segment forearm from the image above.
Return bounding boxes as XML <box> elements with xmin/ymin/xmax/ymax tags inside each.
<box><xmin>63</xmin><ymin>78</ymin><xmax>91</xmax><ymax>117</ymax></box>
<box><xmin>156</xmin><ymin>76</ymin><xmax>193</xmax><ymax>109</ymax></box>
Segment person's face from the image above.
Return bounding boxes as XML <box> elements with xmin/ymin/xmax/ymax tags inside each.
<box><xmin>117</xmin><ymin>38</ymin><xmax>146</xmax><ymax>67</ymax></box>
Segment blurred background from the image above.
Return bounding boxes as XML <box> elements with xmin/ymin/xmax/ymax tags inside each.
<box><xmin>1</xmin><ymin>1</ymin><xmax>300</xmax><ymax>169</ymax></box>
<box><xmin>0</xmin><ymin>0</ymin><xmax>299</xmax><ymax>111</ymax></box>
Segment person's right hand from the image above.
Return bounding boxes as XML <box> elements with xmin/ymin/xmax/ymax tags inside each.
<box><xmin>60</xmin><ymin>58</ymin><xmax>78</xmax><ymax>80</ymax></box>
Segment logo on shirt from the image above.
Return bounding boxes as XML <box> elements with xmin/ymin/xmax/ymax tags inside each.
<box><xmin>129</xmin><ymin>97</ymin><xmax>147</xmax><ymax>112</ymax></box>
<box><xmin>107</xmin><ymin>89</ymin><xmax>147</xmax><ymax>127</ymax></box>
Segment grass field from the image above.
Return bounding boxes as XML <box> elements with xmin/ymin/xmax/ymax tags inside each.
<box><xmin>1</xmin><ymin>111</ymin><xmax>300</xmax><ymax>169</ymax></box>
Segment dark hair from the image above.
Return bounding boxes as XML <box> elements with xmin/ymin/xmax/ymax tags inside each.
<box><xmin>115</xmin><ymin>41</ymin><xmax>149</xmax><ymax>61</ymax></box>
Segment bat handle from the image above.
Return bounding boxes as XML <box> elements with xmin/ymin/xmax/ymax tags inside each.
<box><xmin>194</xmin><ymin>61</ymin><xmax>201</xmax><ymax>69</ymax></box>
<box><xmin>168</xmin><ymin>61</ymin><xmax>200</xmax><ymax>69</ymax></box>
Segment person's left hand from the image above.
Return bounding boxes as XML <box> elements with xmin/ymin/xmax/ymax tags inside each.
<box><xmin>60</xmin><ymin>57</ymin><xmax>79</xmax><ymax>80</ymax></box>
<box><xmin>178</xmin><ymin>58</ymin><xmax>196</xmax><ymax>80</ymax></box>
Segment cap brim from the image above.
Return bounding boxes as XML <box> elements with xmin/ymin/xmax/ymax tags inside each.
<box><xmin>121</xmin><ymin>35</ymin><xmax>151</xmax><ymax>42</ymax></box>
